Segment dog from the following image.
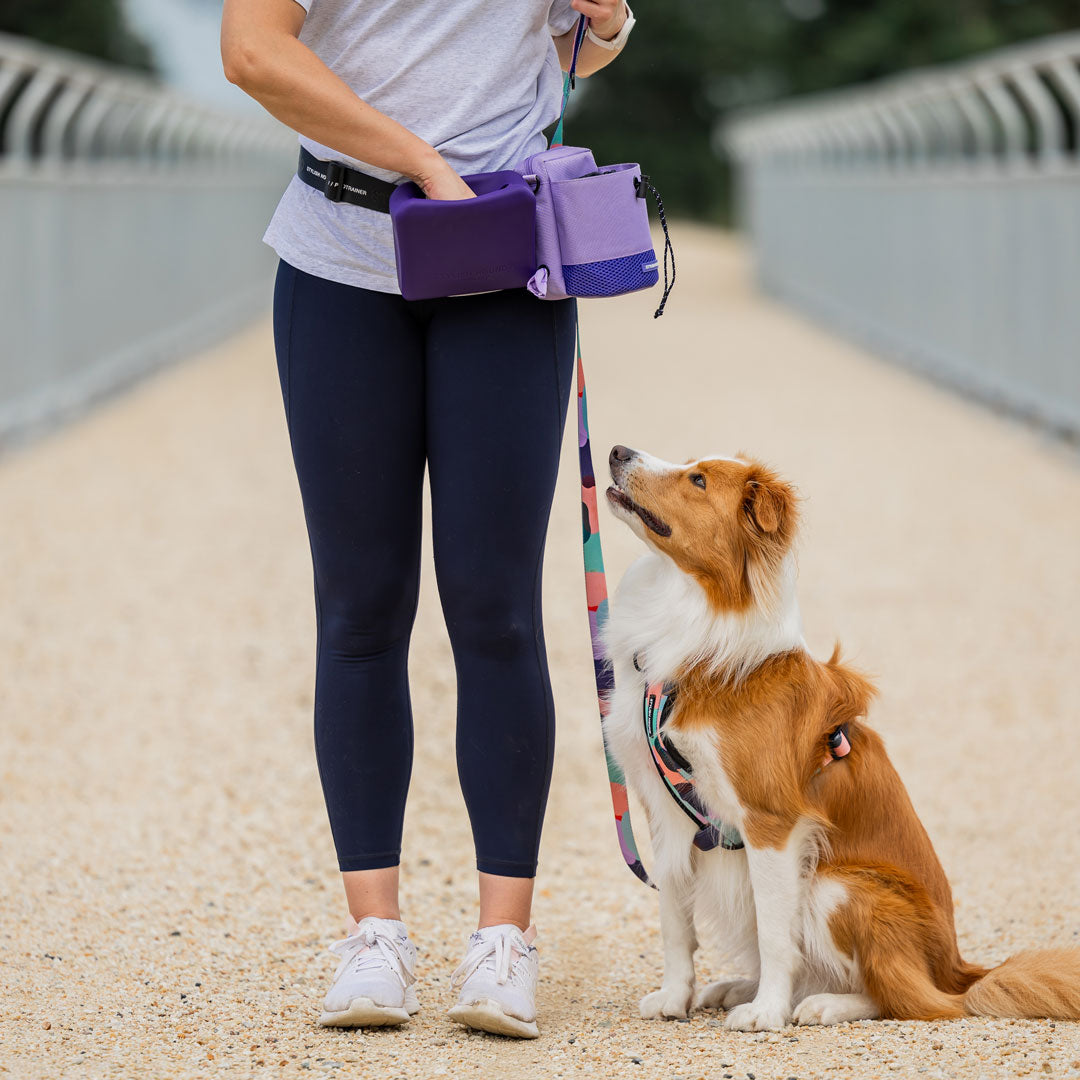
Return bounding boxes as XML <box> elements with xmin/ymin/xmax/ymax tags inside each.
<box><xmin>601</xmin><ymin>444</ymin><xmax>1080</xmax><ymax>1031</ymax></box>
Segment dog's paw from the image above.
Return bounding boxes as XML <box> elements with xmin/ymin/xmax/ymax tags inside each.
<box><xmin>723</xmin><ymin>999</ymin><xmax>791</xmax><ymax>1032</ymax></box>
<box><xmin>694</xmin><ymin>978</ymin><xmax>758</xmax><ymax>1012</ymax></box>
<box><xmin>640</xmin><ymin>985</ymin><xmax>693</xmax><ymax>1020</ymax></box>
<box><xmin>793</xmin><ymin>993</ymin><xmax>879</xmax><ymax>1027</ymax></box>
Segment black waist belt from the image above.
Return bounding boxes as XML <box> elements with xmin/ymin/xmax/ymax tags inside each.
<box><xmin>296</xmin><ymin>146</ymin><xmax>396</xmax><ymax>213</ymax></box>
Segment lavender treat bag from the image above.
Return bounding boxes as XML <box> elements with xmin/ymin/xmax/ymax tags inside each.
<box><xmin>520</xmin><ymin>146</ymin><xmax>659</xmax><ymax>302</ymax></box>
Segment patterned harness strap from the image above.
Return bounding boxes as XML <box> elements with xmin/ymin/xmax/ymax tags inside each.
<box><xmin>642</xmin><ymin>676</ymin><xmax>745</xmax><ymax>852</ymax></box>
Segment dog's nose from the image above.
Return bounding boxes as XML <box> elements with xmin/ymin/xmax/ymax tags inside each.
<box><xmin>610</xmin><ymin>445</ymin><xmax>635</xmax><ymax>465</ymax></box>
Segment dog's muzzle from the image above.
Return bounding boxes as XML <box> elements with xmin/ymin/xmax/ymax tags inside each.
<box><xmin>606</xmin><ymin>446</ymin><xmax>672</xmax><ymax>538</ymax></box>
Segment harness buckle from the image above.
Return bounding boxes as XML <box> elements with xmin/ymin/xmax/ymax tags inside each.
<box><xmin>323</xmin><ymin>159</ymin><xmax>345</xmax><ymax>202</ymax></box>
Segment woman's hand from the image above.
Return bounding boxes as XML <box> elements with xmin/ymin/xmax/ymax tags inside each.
<box><xmin>415</xmin><ymin>159</ymin><xmax>476</xmax><ymax>201</ymax></box>
<box><xmin>571</xmin><ymin>0</ymin><xmax>627</xmax><ymax>41</ymax></box>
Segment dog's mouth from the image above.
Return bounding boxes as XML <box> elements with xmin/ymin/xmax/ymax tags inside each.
<box><xmin>606</xmin><ymin>484</ymin><xmax>672</xmax><ymax>538</ymax></box>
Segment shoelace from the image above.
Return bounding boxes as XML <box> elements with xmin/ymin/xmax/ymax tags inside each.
<box><xmin>329</xmin><ymin>924</ymin><xmax>415</xmax><ymax>989</ymax></box>
<box><xmin>451</xmin><ymin>929</ymin><xmax>527</xmax><ymax>989</ymax></box>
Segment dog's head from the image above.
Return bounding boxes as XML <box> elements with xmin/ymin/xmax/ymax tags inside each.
<box><xmin>606</xmin><ymin>446</ymin><xmax>799</xmax><ymax>612</ymax></box>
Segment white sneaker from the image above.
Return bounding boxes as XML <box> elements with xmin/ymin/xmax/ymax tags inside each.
<box><xmin>318</xmin><ymin>915</ymin><xmax>420</xmax><ymax>1027</ymax></box>
<box><xmin>447</xmin><ymin>923</ymin><xmax>540</xmax><ymax>1039</ymax></box>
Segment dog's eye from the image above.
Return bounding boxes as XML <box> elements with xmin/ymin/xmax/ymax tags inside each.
<box><xmin>690</xmin><ymin>473</ymin><xmax>706</xmax><ymax>490</ymax></box>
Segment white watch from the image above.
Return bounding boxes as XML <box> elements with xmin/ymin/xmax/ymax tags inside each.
<box><xmin>585</xmin><ymin>2</ymin><xmax>635</xmax><ymax>51</ymax></box>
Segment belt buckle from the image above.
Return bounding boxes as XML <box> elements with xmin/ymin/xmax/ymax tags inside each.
<box><xmin>324</xmin><ymin>159</ymin><xmax>345</xmax><ymax>202</ymax></box>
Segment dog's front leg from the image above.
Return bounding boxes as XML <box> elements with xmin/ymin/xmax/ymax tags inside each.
<box><xmin>640</xmin><ymin>880</ymin><xmax>697</xmax><ymax>1020</ymax></box>
<box><xmin>724</xmin><ymin>828</ymin><xmax>804</xmax><ymax>1032</ymax></box>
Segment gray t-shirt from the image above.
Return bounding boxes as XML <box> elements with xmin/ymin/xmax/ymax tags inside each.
<box><xmin>262</xmin><ymin>0</ymin><xmax>579</xmax><ymax>293</ymax></box>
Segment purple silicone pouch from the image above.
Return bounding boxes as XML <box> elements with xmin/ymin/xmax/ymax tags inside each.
<box><xmin>390</xmin><ymin>170</ymin><xmax>536</xmax><ymax>301</ymax></box>
<box><xmin>549</xmin><ymin>163</ymin><xmax>659</xmax><ymax>298</ymax></box>
<box><xmin>519</xmin><ymin>145</ymin><xmax>597</xmax><ymax>300</ymax></box>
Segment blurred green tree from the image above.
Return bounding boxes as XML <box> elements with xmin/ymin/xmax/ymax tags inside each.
<box><xmin>0</xmin><ymin>0</ymin><xmax>157</xmax><ymax>73</ymax></box>
<box><xmin>569</xmin><ymin>0</ymin><xmax>1080</xmax><ymax>222</ymax></box>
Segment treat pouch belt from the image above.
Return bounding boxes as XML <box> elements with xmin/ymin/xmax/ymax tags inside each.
<box><xmin>389</xmin><ymin>150</ymin><xmax>662</xmax><ymax>305</ymax></box>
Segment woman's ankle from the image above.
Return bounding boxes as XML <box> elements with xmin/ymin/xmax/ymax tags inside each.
<box><xmin>350</xmin><ymin>909</ymin><xmax>403</xmax><ymax>923</ymax></box>
<box><xmin>342</xmin><ymin>866</ymin><xmax>401</xmax><ymax>926</ymax></box>
<box><xmin>477</xmin><ymin>914</ymin><xmax>530</xmax><ymax>932</ymax></box>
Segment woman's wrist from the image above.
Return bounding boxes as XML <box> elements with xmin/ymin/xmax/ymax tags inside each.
<box><xmin>407</xmin><ymin>145</ymin><xmax>448</xmax><ymax>187</ymax></box>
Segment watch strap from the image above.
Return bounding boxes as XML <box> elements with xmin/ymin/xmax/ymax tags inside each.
<box><xmin>585</xmin><ymin>2</ymin><xmax>635</xmax><ymax>51</ymax></box>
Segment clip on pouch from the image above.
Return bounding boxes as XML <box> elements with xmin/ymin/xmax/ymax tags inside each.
<box><xmin>390</xmin><ymin>170</ymin><xmax>537</xmax><ymax>301</ymax></box>
<box><xmin>520</xmin><ymin>148</ymin><xmax>661</xmax><ymax>305</ymax></box>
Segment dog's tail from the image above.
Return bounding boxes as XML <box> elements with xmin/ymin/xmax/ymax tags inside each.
<box><xmin>963</xmin><ymin>949</ymin><xmax>1080</xmax><ymax>1019</ymax></box>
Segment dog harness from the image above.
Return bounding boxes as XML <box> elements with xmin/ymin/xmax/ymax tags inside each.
<box><xmin>638</xmin><ymin>657</ymin><xmax>745</xmax><ymax>853</ymax></box>
<box><xmin>637</xmin><ymin>651</ymin><xmax>853</xmax><ymax>855</ymax></box>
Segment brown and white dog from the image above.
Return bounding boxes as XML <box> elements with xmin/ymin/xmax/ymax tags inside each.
<box><xmin>602</xmin><ymin>444</ymin><xmax>1080</xmax><ymax>1031</ymax></box>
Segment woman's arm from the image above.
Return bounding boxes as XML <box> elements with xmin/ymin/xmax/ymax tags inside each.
<box><xmin>220</xmin><ymin>0</ymin><xmax>473</xmax><ymax>200</ymax></box>
<box><xmin>553</xmin><ymin>0</ymin><xmax>632</xmax><ymax>78</ymax></box>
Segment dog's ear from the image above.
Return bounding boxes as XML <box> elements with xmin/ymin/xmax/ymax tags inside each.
<box><xmin>742</xmin><ymin>468</ymin><xmax>796</xmax><ymax>535</ymax></box>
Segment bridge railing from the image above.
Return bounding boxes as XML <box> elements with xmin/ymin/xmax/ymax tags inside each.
<box><xmin>0</xmin><ymin>31</ymin><xmax>297</xmax><ymax>448</ymax></box>
<box><xmin>723</xmin><ymin>31</ymin><xmax>1080</xmax><ymax>437</ymax></box>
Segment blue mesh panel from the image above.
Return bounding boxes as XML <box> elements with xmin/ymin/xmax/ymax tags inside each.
<box><xmin>562</xmin><ymin>250</ymin><xmax>660</xmax><ymax>298</ymax></box>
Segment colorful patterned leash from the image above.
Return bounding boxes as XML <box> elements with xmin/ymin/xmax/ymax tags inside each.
<box><xmin>576</xmin><ymin>324</ymin><xmax>657</xmax><ymax>889</ymax></box>
<box><xmin>555</xmin><ymin>13</ymin><xmax>656</xmax><ymax>889</ymax></box>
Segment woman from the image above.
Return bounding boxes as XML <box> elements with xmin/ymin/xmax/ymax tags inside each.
<box><xmin>220</xmin><ymin>0</ymin><xmax>635</xmax><ymax>1039</ymax></box>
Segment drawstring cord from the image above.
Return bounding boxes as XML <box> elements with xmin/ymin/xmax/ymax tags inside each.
<box><xmin>636</xmin><ymin>175</ymin><xmax>676</xmax><ymax>318</ymax></box>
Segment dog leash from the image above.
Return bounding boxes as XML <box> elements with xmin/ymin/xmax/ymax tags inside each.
<box><xmin>556</xmin><ymin>16</ymin><xmax>656</xmax><ymax>889</ymax></box>
<box><xmin>560</xmin><ymin>13</ymin><xmax>673</xmax><ymax>888</ymax></box>
<box><xmin>577</xmin><ymin>332</ymin><xmax>739</xmax><ymax>890</ymax></box>
<box><xmin>575</xmin><ymin>326</ymin><xmax>656</xmax><ymax>889</ymax></box>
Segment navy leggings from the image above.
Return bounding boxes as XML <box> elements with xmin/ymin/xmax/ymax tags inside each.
<box><xmin>272</xmin><ymin>258</ymin><xmax>577</xmax><ymax>877</ymax></box>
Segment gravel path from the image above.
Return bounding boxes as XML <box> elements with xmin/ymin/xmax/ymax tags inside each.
<box><xmin>2</xmin><ymin>227</ymin><xmax>1079</xmax><ymax>1079</ymax></box>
